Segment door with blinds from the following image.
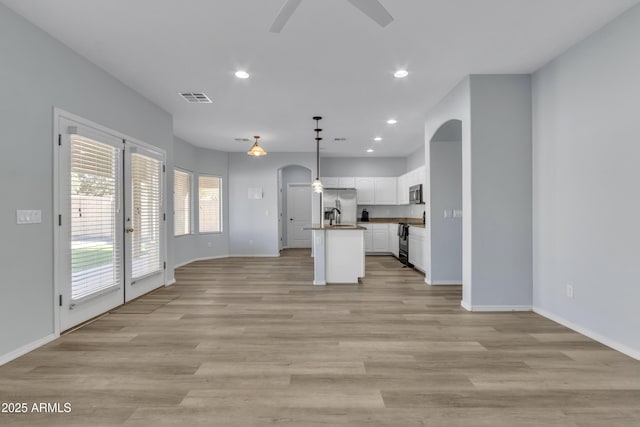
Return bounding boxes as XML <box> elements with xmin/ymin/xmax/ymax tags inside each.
<box><xmin>57</xmin><ymin>116</ymin><xmax>166</xmax><ymax>331</ymax></box>
<box><xmin>124</xmin><ymin>144</ymin><xmax>165</xmax><ymax>301</ymax></box>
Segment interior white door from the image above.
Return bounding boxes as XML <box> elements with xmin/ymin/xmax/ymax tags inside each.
<box><xmin>124</xmin><ymin>144</ymin><xmax>165</xmax><ymax>302</ymax></box>
<box><xmin>58</xmin><ymin>125</ymin><xmax>125</xmax><ymax>331</ymax></box>
<box><xmin>287</xmin><ymin>184</ymin><xmax>312</xmax><ymax>248</ymax></box>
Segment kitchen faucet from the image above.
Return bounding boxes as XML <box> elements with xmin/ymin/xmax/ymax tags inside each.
<box><xmin>329</xmin><ymin>207</ymin><xmax>341</xmax><ymax>226</ymax></box>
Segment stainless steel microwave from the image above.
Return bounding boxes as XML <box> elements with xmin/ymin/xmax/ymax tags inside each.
<box><xmin>409</xmin><ymin>184</ymin><xmax>423</xmax><ymax>204</ymax></box>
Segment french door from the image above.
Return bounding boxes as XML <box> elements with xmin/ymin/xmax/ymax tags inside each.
<box><xmin>57</xmin><ymin>116</ymin><xmax>165</xmax><ymax>331</ymax></box>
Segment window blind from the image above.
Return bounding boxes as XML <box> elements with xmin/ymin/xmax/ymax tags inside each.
<box><xmin>199</xmin><ymin>176</ymin><xmax>221</xmax><ymax>233</ymax></box>
<box><xmin>131</xmin><ymin>153</ymin><xmax>162</xmax><ymax>279</ymax></box>
<box><xmin>174</xmin><ymin>169</ymin><xmax>191</xmax><ymax>236</ymax></box>
<box><xmin>70</xmin><ymin>136</ymin><xmax>121</xmax><ymax>300</ymax></box>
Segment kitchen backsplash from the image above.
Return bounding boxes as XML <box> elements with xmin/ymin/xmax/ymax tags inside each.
<box><xmin>358</xmin><ymin>204</ymin><xmax>424</xmax><ymax>219</ymax></box>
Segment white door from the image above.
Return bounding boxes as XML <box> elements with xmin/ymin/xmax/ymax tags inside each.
<box><xmin>58</xmin><ymin>125</ymin><xmax>125</xmax><ymax>331</ymax></box>
<box><xmin>57</xmin><ymin>117</ymin><xmax>166</xmax><ymax>331</ymax></box>
<box><xmin>124</xmin><ymin>144</ymin><xmax>165</xmax><ymax>301</ymax></box>
<box><xmin>287</xmin><ymin>184</ymin><xmax>311</xmax><ymax>248</ymax></box>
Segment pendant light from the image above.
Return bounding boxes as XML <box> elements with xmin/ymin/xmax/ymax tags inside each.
<box><xmin>312</xmin><ymin>116</ymin><xmax>323</xmax><ymax>193</ymax></box>
<box><xmin>247</xmin><ymin>135</ymin><xmax>267</xmax><ymax>157</ymax></box>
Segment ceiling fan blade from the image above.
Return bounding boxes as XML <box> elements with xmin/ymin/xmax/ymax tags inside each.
<box><xmin>269</xmin><ymin>0</ymin><xmax>304</xmax><ymax>33</ymax></box>
<box><xmin>346</xmin><ymin>0</ymin><xmax>394</xmax><ymax>28</ymax></box>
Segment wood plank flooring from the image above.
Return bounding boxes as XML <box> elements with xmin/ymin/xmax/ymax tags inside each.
<box><xmin>1</xmin><ymin>250</ymin><xmax>639</xmax><ymax>426</ymax></box>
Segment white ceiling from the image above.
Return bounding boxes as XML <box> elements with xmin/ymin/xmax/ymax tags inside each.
<box><xmin>3</xmin><ymin>0</ymin><xmax>638</xmax><ymax>156</ymax></box>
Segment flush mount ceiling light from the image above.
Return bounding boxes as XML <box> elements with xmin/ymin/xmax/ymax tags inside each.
<box><xmin>374</xmin><ymin>137</ymin><xmax>383</xmax><ymax>141</ymax></box>
<box><xmin>394</xmin><ymin>69</ymin><xmax>408</xmax><ymax>78</ymax></box>
<box><xmin>386</xmin><ymin>119</ymin><xmax>397</xmax><ymax>124</ymax></box>
<box><xmin>247</xmin><ymin>135</ymin><xmax>267</xmax><ymax>157</ymax></box>
<box><xmin>367</xmin><ymin>149</ymin><xmax>374</xmax><ymax>153</ymax></box>
<box><xmin>235</xmin><ymin>70</ymin><xmax>250</xmax><ymax>79</ymax></box>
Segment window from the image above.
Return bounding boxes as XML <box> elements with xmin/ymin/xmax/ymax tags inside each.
<box><xmin>199</xmin><ymin>175</ymin><xmax>222</xmax><ymax>233</ymax></box>
<box><xmin>174</xmin><ymin>169</ymin><xmax>192</xmax><ymax>236</ymax></box>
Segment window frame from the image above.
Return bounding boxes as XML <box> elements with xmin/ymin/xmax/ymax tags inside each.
<box><xmin>198</xmin><ymin>174</ymin><xmax>223</xmax><ymax>234</ymax></box>
<box><xmin>173</xmin><ymin>168</ymin><xmax>194</xmax><ymax>237</ymax></box>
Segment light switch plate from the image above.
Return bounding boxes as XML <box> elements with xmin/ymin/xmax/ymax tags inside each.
<box><xmin>17</xmin><ymin>210</ymin><xmax>42</xmax><ymax>224</ymax></box>
<box><xmin>453</xmin><ymin>210</ymin><xmax>463</xmax><ymax>218</ymax></box>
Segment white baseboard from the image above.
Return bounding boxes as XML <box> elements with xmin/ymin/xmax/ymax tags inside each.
<box><xmin>165</xmin><ymin>278</ymin><xmax>176</xmax><ymax>286</ymax></box>
<box><xmin>427</xmin><ymin>280</ymin><xmax>462</xmax><ymax>286</ymax></box>
<box><xmin>461</xmin><ymin>302</ymin><xmax>532</xmax><ymax>312</ymax></box>
<box><xmin>533</xmin><ymin>306</ymin><xmax>640</xmax><ymax>361</ymax></box>
<box><xmin>313</xmin><ymin>281</ymin><xmax>326</xmax><ymax>286</ymax></box>
<box><xmin>0</xmin><ymin>333</ymin><xmax>57</xmax><ymax>366</ymax></box>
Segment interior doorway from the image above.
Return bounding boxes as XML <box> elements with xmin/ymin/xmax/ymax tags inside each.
<box><xmin>277</xmin><ymin>165</ymin><xmax>312</xmax><ymax>249</ymax></box>
<box><xmin>428</xmin><ymin>119</ymin><xmax>463</xmax><ymax>285</ymax></box>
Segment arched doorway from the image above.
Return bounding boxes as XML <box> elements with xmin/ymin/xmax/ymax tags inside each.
<box><xmin>428</xmin><ymin>120</ymin><xmax>463</xmax><ymax>286</ymax></box>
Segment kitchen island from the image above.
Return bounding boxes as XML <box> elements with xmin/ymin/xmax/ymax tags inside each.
<box><xmin>306</xmin><ymin>225</ymin><xmax>366</xmax><ymax>285</ymax></box>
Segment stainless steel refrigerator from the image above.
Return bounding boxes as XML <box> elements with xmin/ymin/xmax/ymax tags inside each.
<box><xmin>323</xmin><ymin>188</ymin><xmax>357</xmax><ymax>225</ymax></box>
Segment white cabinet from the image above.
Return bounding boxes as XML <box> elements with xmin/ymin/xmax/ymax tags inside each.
<box><xmin>388</xmin><ymin>223</ymin><xmax>399</xmax><ymax>257</ymax></box>
<box><xmin>372</xmin><ymin>224</ymin><xmax>389</xmax><ymax>252</ymax></box>
<box><xmin>359</xmin><ymin>223</ymin><xmax>394</xmax><ymax>253</ymax></box>
<box><xmin>339</xmin><ymin>177</ymin><xmax>356</xmax><ymax>188</ymax></box>
<box><xmin>397</xmin><ymin>174</ymin><xmax>409</xmax><ymax>205</ymax></box>
<box><xmin>356</xmin><ymin>177</ymin><xmax>396</xmax><ymax>205</ymax></box>
<box><xmin>373</xmin><ymin>177</ymin><xmax>397</xmax><ymax>205</ymax></box>
<box><xmin>355</xmin><ymin>178</ymin><xmax>375</xmax><ymax>204</ymax></box>
<box><xmin>322</xmin><ymin>177</ymin><xmax>339</xmax><ymax>187</ymax></box>
<box><xmin>408</xmin><ymin>226</ymin><xmax>425</xmax><ymax>272</ymax></box>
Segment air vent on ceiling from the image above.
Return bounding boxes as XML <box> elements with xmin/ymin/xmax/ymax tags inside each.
<box><xmin>179</xmin><ymin>92</ymin><xmax>212</xmax><ymax>103</ymax></box>
<box><xmin>334</xmin><ymin>138</ymin><xmax>348</xmax><ymax>142</ymax></box>
<box><xmin>234</xmin><ymin>138</ymin><xmax>251</xmax><ymax>142</ymax></box>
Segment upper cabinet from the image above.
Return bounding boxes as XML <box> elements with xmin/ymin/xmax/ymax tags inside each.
<box><xmin>355</xmin><ymin>178</ymin><xmax>375</xmax><ymax>204</ymax></box>
<box><xmin>321</xmin><ymin>177</ymin><xmax>357</xmax><ymax>188</ymax></box>
<box><xmin>324</xmin><ymin>166</ymin><xmax>424</xmax><ymax>206</ymax></box>
<box><xmin>373</xmin><ymin>177</ymin><xmax>397</xmax><ymax>205</ymax></box>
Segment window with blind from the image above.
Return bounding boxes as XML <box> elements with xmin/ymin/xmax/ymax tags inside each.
<box><xmin>131</xmin><ymin>153</ymin><xmax>162</xmax><ymax>278</ymax></box>
<box><xmin>174</xmin><ymin>169</ymin><xmax>192</xmax><ymax>236</ymax></box>
<box><xmin>199</xmin><ymin>175</ymin><xmax>222</xmax><ymax>233</ymax></box>
<box><xmin>70</xmin><ymin>136</ymin><xmax>121</xmax><ymax>300</ymax></box>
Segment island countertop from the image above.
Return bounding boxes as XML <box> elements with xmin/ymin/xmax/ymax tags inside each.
<box><xmin>305</xmin><ymin>225</ymin><xmax>367</xmax><ymax>231</ymax></box>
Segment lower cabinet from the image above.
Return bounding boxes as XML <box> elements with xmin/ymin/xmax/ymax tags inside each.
<box><xmin>359</xmin><ymin>223</ymin><xmax>394</xmax><ymax>254</ymax></box>
<box><xmin>388</xmin><ymin>223</ymin><xmax>399</xmax><ymax>257</ymax></box>
<box><xmin>408</xmin><ymin>226</ymin><xmax>425</xmax><ymax>272</ymax></box>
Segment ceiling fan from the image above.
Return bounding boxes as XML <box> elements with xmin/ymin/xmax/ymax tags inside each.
<box><xmin>269</xmin><ymin>0</ymin><xmax>394</xmax><ymax>33</ymax></box>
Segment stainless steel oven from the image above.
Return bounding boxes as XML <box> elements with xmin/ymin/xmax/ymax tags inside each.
<box><xmin>397</xmin><ymin>223</ymin><xmax>411</xmax><ymax>267</ymax></box>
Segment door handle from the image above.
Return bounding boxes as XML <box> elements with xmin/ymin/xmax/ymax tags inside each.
<box><xmin>125</xmin><ymin>227</ymin><xmax>135</xmax><ymax>233</ymax></box>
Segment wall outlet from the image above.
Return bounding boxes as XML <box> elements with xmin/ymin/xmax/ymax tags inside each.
<box><xmin>566</xmin><ymin>284</ymin><xmax>574</xmax><ymax>299</ymax></box>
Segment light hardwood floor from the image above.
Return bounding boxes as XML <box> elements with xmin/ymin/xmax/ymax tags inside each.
<box><xmin>1</xmin><ymin>250</ymin><xmax>639</xmax><ymax>426</ymax></box>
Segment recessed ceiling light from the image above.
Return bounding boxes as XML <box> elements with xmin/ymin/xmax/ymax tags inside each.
<box><xmin>386</xmin><ymin>119</ymin><xmax>397</xmax><ymax>125</ymax></box>
<box><xmin>367</xmin><ymin>149</ymin><xmax>374</xmax><ymax>153</ymax></box>
<box><xmin>394</xmin><ymin>69</ymin><xmax>409</xmax><ymax>78</ymax></box>
<box><xmin>374</xmin><ymin>137</ymin><xmax>383</xmax><ymax>141</ymax></box>
<box><xmin>235</xmin><ymin>70</ymin><xmax>250</xmax><ymax>79</ymax></box>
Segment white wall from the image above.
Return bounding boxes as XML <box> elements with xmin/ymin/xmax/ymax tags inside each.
<box><xmin>320</xmin><ymin>157</ymin><xmax>406</xmax><ymax>177</ymax></box>
<box><xmin>424</xmin><ymin>75</ymin><xmax>532</xmax><ymax>309</ymax></box>
<box><xmin>406</xmin><ymin>145</ymin><xmax>426</xmax><ymax>172</ymax></box>
<box><xmin>532</xmin><ymin>4</ymin><xmax>640</xmax><ymax>357</ymax></box>
<box><xmin>228</xmin><ymin>153</ymin><xmax>318</xmax><ymax>256</ymax></box>
<box><xmin>173</xmin><ymin>138</ymin><xmax>229</xmax><ymax>269</ymax></box>
<box><xmin>469</xmin><ymin>75</ymin><xmax>533</xmax><ymax>308</ymax></box>
<box><xmin>0</xmin><ymin>4</ymin><xmax>174</xmax><ymax>359</ymax></box>
<box><xmin>430</xmin><ymin>139</ymin><xmax>463</xmax><ymax>284</ymax></box>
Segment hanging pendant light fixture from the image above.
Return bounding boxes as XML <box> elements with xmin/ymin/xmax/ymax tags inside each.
<box><xmin>247</xmin><ymin>135</ymin><xmax>267</xmax><ymax>157</ymax></box>
<box><xmin>312</xmin><ymin>116</ymin><xmax>323</xmax><ymax>193</ymax></box>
